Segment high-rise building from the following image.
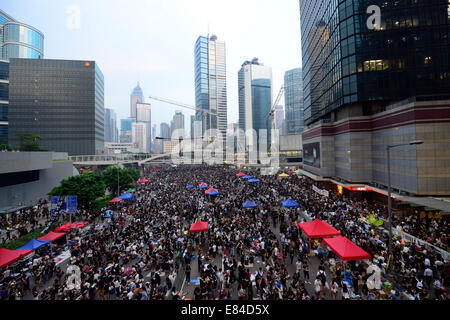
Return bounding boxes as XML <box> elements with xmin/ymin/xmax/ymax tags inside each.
<box><xmin>132</xmin><ymin>122</ymin><xmax>149</xmax><ymax>153</ymax></box>
<box><xmin>300</xmin><ymin>0</ymin><xmax>450</xmax><ymax>195</ymax></box>
<box><xmin>284</xmin><ymin>68</ymin><xmax>304</xmax><ymax>135</ymax></box>
<box><xmin>8</xmin><ymin>58</ymin><xmax>104</xmax><ymax>156</ymax></box>
<box><xmin>0</xmin><ymin>9</ymin><xmax>44</xmax><ymax>60</ymax></box>
<box><xmin>238</xmin><ymin>58</ymin><xmax>272</xmax><ymax>148</ymax></box>
<box><xmin>0</xmin><ymin>60</ymin><xmax>9</xmax><ymax>144</ymax></box>
<box><xmin>104</xmin><ymin>108</ymin><xmax>118</xmax><ymax>143</ymax></box>
<box><xmin>136</xmin><ymin>102</ymin><xmax>151</xmax><ymax>152</ymax></box>
<box><xmin>120</xmin><ymin>119</ymin><xmax>133</xmax><ymax>143</ymax></box>
<box><xmin>172</xmin><ymin>110</ymin><xmax>185</xmax><ymax>138</ymax></box>
<box><xmin>160</xmin><ymin>122</ymin><xmax>170</xmax><ymax>153</ymax></box>
<box><xmin>194</xmin><ymin>35</ymin><xmax>227</xmax><ymax>143</ymax></box>
<box><xmin>151</xmin><ymin>124</ymin><xmax>157</xmax><ymax>153</ymax></box>
<box><xmin>190</xmin><ymin>115</ymin><xmax>195</xmax><ymax>140</ymax></box>
<box><xmin>130</xmin><ymin>82</ymin><xmax>143</xmax><ymax>121</ymax></box>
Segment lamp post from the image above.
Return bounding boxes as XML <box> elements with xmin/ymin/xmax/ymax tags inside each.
<box><xmin>386</xmin><ymin>140</ymin><xmax>423</xmax><ymax>275</ymax></box>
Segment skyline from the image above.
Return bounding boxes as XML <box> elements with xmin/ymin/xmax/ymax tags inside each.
<box><xmin>1</xmin><ymin>0</ymin><xmax>302</xmax><ymax>131</ymax></box>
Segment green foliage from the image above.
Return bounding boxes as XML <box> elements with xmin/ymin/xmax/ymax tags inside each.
<box><xmin>16</xmin><ymin>133</ymin><xmax>48</xmax><ymax>151</ymax></box>
<box><xmin>92</xmin><ymin>195</ymin><xmax>114</xmax><ymax>212</ymax></box>
<box><xmin>0</xmin><ymin>224</ymin><xmax>58</xmax><ymax>250</ymax></box>
<box><xmin>48</xmin><ymin>172</ymin><xmax>106</xmax><ymax>210</ymax></box>
<box><xmin>0</xmin><ymin>143</ymin><xmax>13</xmax><ymax>151</ymax></box>
<box><xmin>102</xmin><ymin>167</ymin><xmax>140</xmax><ymax>195</ymax></box>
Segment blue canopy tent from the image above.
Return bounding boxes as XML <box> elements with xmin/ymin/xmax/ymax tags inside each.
<box><xmin>243</xmin><ymin>200</ymin><xmax>257</xmax><ymax>208</ymax></box>
<box><xmin>248</xmin><ymin>178</ymin><xmax>260</xmax><ymax>183</ymax></box>
<box><xmin>17</xmin><ymin>239</ymin><xmax>50</xmax><ymax>251</ymax></box>
<box><xmin>186</xmin><ymin>185</ymin><xmax>194</xmax><ymax>189</ymax></box>
<box><xmin>242</xmin><ymin>175</ymin><xmax>253</xmax><ymax>179</ymax></box>
<box><xmin>282</xmin><ymin>199</ymin><xmax>299</xmax><ymax>208</ymax></box>
<box><xmin>118</xmin><ymin>193</ymin><xmax>133</xmax><ymax>200</ymax></box>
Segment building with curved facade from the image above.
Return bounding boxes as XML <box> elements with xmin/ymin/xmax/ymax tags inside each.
<box><xmin>0</xmin><ymin>9</ymin><xmax>44</xmax><ymax>60</ymax></box>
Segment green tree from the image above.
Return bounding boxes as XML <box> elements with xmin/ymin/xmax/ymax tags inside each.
<box><xmin>49</xmin><ymin>172</ymin><xmax>106</xmax><ymax>210</ymax></box>
<box><xmin>102</xmin><ymin>167</ymin><xmax>140</xmax><ymax>195</ymax></box>
<box><xmin>0</xmin><ymin>143</ymin><xmax>13</xmax><ymax>151</ymax></box>
<box><xmin>16</xmin><ymin>133</ymin><xmax>48</xmax><ymax>151</ymax></box>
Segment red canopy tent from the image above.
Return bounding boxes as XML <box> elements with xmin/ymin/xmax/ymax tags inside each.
<box><xmin>38</xmin><ymin>231</ymin><xmax>66</xmax><ymax>242</ymax></box>
<box><xmin>0</xmin><ymin>248</ymin><xmax>33</xmax><ymax>268</ymax></box>
<box><xmin>323</xmin><ymin>236</ymin><xmax>371</xmax><ymax>261</ymax></box>
<box><xmin>189</xmin><ymin>221</ymin><xmax>209</xmax><ymax>233</ymax></box>
<box><xmin>287</xmin><ymin>171</ymin><xmax>296</xmax><ymax>174</ymax></box>
<box><xmin>109</xmin><ymin>197</ymin><xmax>123</xmax><ymax>203</ymax></box>
<box><xmin>55</xmin><ymin>222</ymin><xmax>88</xmax><ymax>232</ymax></box>
<box><xmin>236</xmin><ymin>172</ymin><xmax>246</xmax><ymax>178</ymax></box>
<box><xmin>205</xmin><ymin>187</ymin><xmax>218</xmax><ymax>195</ymax></box>
<box><xmin>297</xmin><ymin>219</ymin><xmax>341</xmax><ymax>239</ymax></box>
<box><xmin>138</xmin><ymin>178</ymin><xmax>149</xmax><ymax>183</ymax></box>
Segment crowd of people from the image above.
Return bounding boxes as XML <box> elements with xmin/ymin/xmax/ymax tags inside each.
<box><xmin>0</xmin><ymin>164</ymin><xmax>448</xmax><ymax>301</ymax></box>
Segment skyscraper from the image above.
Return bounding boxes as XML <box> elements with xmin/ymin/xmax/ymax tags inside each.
<box><xmin>0</xmin><ymin>9</ymin><xmax>44</xmax><ymax>60</ymax></box>
<box><xmin>120</xmin><ymin>119</ymin><xmax>133</xmax><ymax>143</ymax></box>
<box><xmin>238</xmin><ymin>58</ymin><xmax>272</xmax><ymax>148</ymax></box>
<box><xmin>284</xmin><ymin>68</ymin><xmax>304</xmax><ymax>135</ymax></box>
<box><xmin>132</xmin><ymin>122</ymin><xmax>149</xmax><ymax>153</ymax></box>
<box><xmin>130</xmin><ymin>82</ymin><xmax>143</xmax><ymax>121</ymax></box>
<box><xmin>194</xmin><ymin>35</ymin><xmax>227</xmax><ymax>143</ymax></box>
<box><xmin>0</xmin><ymin>60</ymin><xmax>9</xmax><ymax>144</ymax></box>
<box><xmin>274</xmin><ymin>105</ymin><xmax>285</xmax><ymax>132</ymax></box>
<box><xmin>104</xmin><ymin>108</ymin><xmax>118</xmax><ymax>143</ymax></box>
<box><xmin>136</xmin><ymin>103</ymin><xmax>151</xmax><ymax>152</ymax></box>
<box><xmin>8</xmin><ymin>58</ymin><xmax>104</xmax><ymax>155</ymax></box>
<box><xmin>172</xmin><ymin>110</ymin><xmax>185</xmax><ymax>137</ymax></box>
<box><xmin>300</xmin><ymin>0</ymin><xmax>450</xmax><ymax>195</ymax></box>
<box><xmin>160</xmin><ymin>122</ymin><xmax>170</xmax><ymax>153</ymax></box>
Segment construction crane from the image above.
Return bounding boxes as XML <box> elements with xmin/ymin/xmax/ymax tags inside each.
<box><xmin>148</xmin><ymin>95</ymin><xmax>218</xmax><ymax>143</ymax></box>
<box><xmin>268</xmin><ymin>86</ymin><xmax>285</xmax><ymax>121</ymax></box>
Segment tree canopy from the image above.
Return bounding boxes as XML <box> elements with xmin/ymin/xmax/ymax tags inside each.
<box><xmin>102</xmin><ymin>167</ymin><xmax>140</xmax><ymax>195</ymax></box>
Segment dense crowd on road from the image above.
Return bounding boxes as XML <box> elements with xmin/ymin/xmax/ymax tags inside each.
<box><xmin>0</xmin><ymin>164</ymin><xmax>448</xmax><ymax>300</ymax></box>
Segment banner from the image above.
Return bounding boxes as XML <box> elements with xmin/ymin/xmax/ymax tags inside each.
<box><xmin>51</xmin><ymin>196</ymin><xmax>59</xmax><ymax>214</ymax></box>
<box><xmin>303</xmin><ymin>142</ymin><xmax>320</xmax><ymax>168</ymax></box>
<box><xmin>66</xmin><ymin>196</ymin><xmax>77</xmax><ymax>213</ymax></box>
<box><xmin>313</xmin><ymin>185</ymin><xmax>329</xmax><ymax>197</ymax></box>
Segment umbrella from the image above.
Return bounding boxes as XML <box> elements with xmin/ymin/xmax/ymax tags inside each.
<box><xmin>287</xmin><ymin>171</ymin><xmax>296</xmax><ymax>174</ymax></box>
<box><xmin>248</xmin><ymin>178</ymin><xmax>260</xmax><ymax>183</ymax></box>
<box><xmin>186</xmin><ymin>185</ymin><xmax>194</xmax><ymax>189</ymax></box>
<box><xmin>138</xmin><ymin>178</ymin><xmax>149</xmax><ymax>183</ymax></box>
<box><xmin>109</xmin><ymin>197</ymin><xmax>123</xmax><ymax>204</ymax></box>
<box><xmin>243</xmin><ymin>200</ymin><xmax>257</xmax><ymax>208</ymax></box>
<box><xmin>189</xmin><ymin>221</ymin><xmax>209</xmax><ymax>233</ymax></box>
<box><xmin>279</xmin><ymin>173</ymin><xmax>289</xmax><ymax>178</ymax></box>
<box><xmin>205</xmin><ymin>188</ymin><xmax>219</xmax><ymax>195</ymax></box>
<box><xmin>199</xmin><ymin>182</ymin><xmax>208</xmax><ymax>189</ymax></box>
<box><xmin>236</xmin><ymin>172</ymin><xmax>246</xmax><ymax>178</ymax></box>
<box><xmin>242</xmin><ymin>175</ymin><xmax>253</xmax><ymax>179</ymax></box>
<box><xmin>126</xmin><ymin>188</ymin><xmax>135</xmax><ymax>193</ymax></box>
<box><xmin>282</xmin><ymin>199</ymin><xmax>299</xmax><ymax>208</ymax></box>
<box><xmin>118</xmin><ymin>193</ymin><xmax>133</xmax><ymax>200</ymax></box>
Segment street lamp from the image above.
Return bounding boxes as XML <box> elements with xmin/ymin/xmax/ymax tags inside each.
<box><xmin>386</xmin><ymin>140</ymin><xmax>423</xmax><ymax>275</ymax></box>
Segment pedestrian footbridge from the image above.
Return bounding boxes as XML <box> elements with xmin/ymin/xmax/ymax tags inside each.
<box><xmin>69</xmin><ymin>153</ymin><xmax>173</xmax><ymax>166</ymax></box>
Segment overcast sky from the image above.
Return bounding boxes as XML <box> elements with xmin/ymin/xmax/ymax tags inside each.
<box><xmin>2</xmin><ymin>0</ymin><xmax>302</xmax><ymax>131</ymax></box>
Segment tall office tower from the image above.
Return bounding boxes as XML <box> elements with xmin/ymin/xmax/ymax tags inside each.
<box><xmin>300</xmin><ymin>0</ymin><xmax>450</xmax><ymax>195</ymax></box>
<box><xmin>274</xmin><ymin>105</ymin><xmax>285</xmax><ymax>132</ymax></box>
<box><xmin>190</xmin><ymin>115</ymin><xmax>195</xmax><ymax>140</ymax></box>
<box><xmin>9</xmin><ymin>59</ymin><xmax>104</xmax><ymax>156</ymax></box>
<box><xmin>120</xmin><ymin>119</ymin><xmax>133</xmax><ymax>143</ymax></box>
<box><xmin>160</xmin><ymin>122</ymin><xmax>170</xmax><ymax>153</ymax></box>
<box><xmin>284</xmin><ymin>68</ymin><xmax>304</xmax><ymax>135</ymax></box>
<box><xmin>104</xmin><ymin>108</ymin><xmax>118</xmax><ymax>143</ymax></box>
<box><xmin>0</xmin><ymin>60</ymin><xmax>9</xmax><ymax>144</ymax></box>
<box><xmin>238</xmin><ymin>58</ymin><xmax>273</xmax><ymax>148</ymax></box>
<box><xmin>136</xmin><ymin>102</ymin><xmax>152</xmax><ymax>152</ymax></box>
<box><xmin>194</xmin><ymin>35</ymin><xmax>227</xmax><ymax>144</ymax></box>
<box><xmin>172</xmin><ymin>110</ymin><xmax>185</xmax><ymax>137</ymax></box>
<box><xmin>130</xmin><ymin>82</ymin><xmax>143</xmax><ymax>121</ymax></box>
<box><xmin>0</xmin><ymin>9</ymin><xmax>44</xmax><ymax>60</ymax></box>
<box><xmin>132</xmin><ymin>122</ymin><xmax>149</xmax><ymax>153</ymax></box>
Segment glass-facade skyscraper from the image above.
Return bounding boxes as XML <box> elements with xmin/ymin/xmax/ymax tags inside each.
<box><xmin>130</xmin><ymin>82</ymin><xmax>143</xmax><ymax>121</ymax></box>
<box><xmin>284</xmin><ymin>68</ymin><xmax>304</xmax><ymax>135</ymax></box>
<box><xmin>0</xmin><ymin>9</ymin><xmax>44</xmax><ymax>60</ymax></box>
<box><xmin>300</xmin><ymin>0</ymin><xmax>450</xmax><ymax>126</ymax></box>
<box><xmin>238</xmin><ymin>58</ymin><xmax>273</xmax><ymax>148</ymax></box>
<box><xmin>194</xmin><ymin>35</ymin><xmax>227</xmax><ymax>143</ymax></box>
<box><xmin>0</xmin><ymin>60</ymin><xmax>9</xmax><ymax>144</ymax></box>
<box><xmin>105</xmin><ymin>108</ymin><xmax>118</xmax><ymax>143</ymax></box>
<box><xmin>8</xmin><ymin>59</ymin><xmax>104</xmax><ymax>155</ymax></box>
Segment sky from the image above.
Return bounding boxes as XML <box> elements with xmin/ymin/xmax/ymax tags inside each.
<box><xmin>2</xmin><ymin>0</ymin><xmax>302</xmax><ymax>131</ymax></box>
